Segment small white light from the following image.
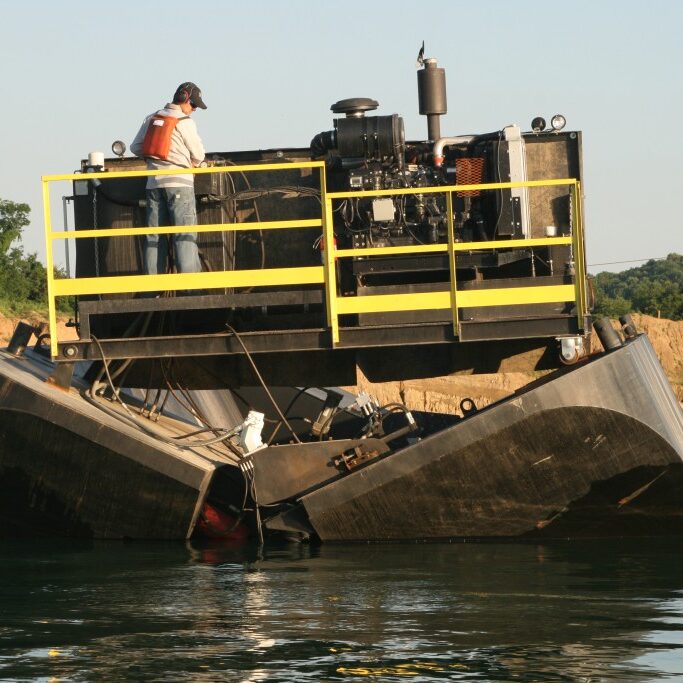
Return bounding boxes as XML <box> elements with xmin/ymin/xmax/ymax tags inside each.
<box><xmin>551</xmin><ymin>114</ymin><xmax>566</xmax><ymax>131</ymax></box>
<box><xmin>111</xmin><ymin>140</ymin><xmax>126</xmax><ymax>157</ymax></box>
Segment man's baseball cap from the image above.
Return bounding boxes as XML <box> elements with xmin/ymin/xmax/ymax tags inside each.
<box><xmin>173</xmin><ymin>82</ymin><xmax>207</xmax><ymax>109</ymax></box>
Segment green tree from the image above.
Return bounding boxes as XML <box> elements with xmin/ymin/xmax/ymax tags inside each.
<box><xmin>0</xmin><ymin>197</ymin><xmax>73</xmax><ymax>314</ymax></box>
<box><xmin>590</xmin><ymin>254</ymin><xmax>683</xmax><ymax>320</ymax></box>
<box><xmin>592</xmin><ymin>293</ymin><xmax>632</xmax><ymax>319</ymax></box>
<box><xmin>0</xmin><ymin>199</ymin><xmax>30</xmax><ymax>254</ymax></box>
<box><xmin>631</xmin><ymin>280</ymin><xmax>683</xmax><ymax>319</ymax></box>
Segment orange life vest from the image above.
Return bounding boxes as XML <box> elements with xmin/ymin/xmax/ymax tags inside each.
<box><xmin>141</xmin><ymin>114</ymin><xmax>189</xmax><ymax>159</ymax></box>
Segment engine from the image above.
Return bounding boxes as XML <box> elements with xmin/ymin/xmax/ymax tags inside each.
<box><xmin>306</xmin><ymin>54</ymin><xmax>575</xmax><ymax>294</ymax></box>
<box><xmin>311</xmin><ymin>96</ymin><xmax>450</xmax><ymax>252</ymax></box>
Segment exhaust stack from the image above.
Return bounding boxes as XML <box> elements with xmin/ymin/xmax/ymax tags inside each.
<box><xmin>417</xmin><ymin>58</ymin><xmax>447</xmax><ymax>142</ymax></box>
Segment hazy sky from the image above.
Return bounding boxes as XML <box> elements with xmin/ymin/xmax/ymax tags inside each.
<box><xmin>2</xmin><ymin>0</ymin><xmax>681</xmax><ymax>272</ymax></box>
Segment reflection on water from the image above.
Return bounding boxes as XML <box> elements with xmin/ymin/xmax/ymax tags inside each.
<box><xmin>1</xmin><ymin>538</ymin><xmax>683</xmax><ymax>681</ymax></box>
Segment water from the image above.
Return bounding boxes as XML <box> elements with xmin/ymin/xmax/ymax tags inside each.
<box><xmin>1</xmin><ymin>539</ymin><xmax>683</xmax><ymax>682</ymax></box>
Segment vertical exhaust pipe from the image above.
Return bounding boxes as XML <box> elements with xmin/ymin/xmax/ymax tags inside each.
<box><xmin>417</xmin><ymin>58</ymin><xmax>447</xmax><ymax>142</ymax></box>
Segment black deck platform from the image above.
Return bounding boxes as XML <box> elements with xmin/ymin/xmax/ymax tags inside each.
<box><xmin>53</xmin><ymin>290</ymin><xmax>584</xmax><ymax>388</ymax></box>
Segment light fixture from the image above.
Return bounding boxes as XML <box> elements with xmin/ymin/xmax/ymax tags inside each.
<box><xmin>531</xmin><ymin>116</ymin><xmax>546</xmax><ymax>133</ymax></box>
<box><xmin>111</xmin><ymin>140</ymin><xmax>127</xmax><ymax>158</ymax></box>
<box><xmin>550</xmin><ymin>114</ymin><xmax>566</xmax><ymax>132</ymax></box>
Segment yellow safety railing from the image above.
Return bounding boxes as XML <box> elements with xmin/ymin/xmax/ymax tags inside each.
<box><xmin>323</xmin><ymin>178</ymin><xmax>586</xmax><ymax>344</ymax></box>
<box><xmin>42</xmin><ymin>162</ymin><xmax>327</xmax><ymax>357</ymax></box>
<box><xmin>42</xmin><ymin>163</ymin><xmax>586</xmax><ymax>357</ymax></box>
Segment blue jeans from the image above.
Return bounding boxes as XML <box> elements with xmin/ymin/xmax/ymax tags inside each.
<box><xmin>145</xmin><ymin>187</ymin><xmax>201</xmax><ymax>274</ymax></box>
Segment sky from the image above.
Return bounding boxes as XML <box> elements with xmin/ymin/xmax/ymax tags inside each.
<box><xmin>1</xmin><ymin>0</ymin><xmax>681</xmax><ymax>273</ymax></box>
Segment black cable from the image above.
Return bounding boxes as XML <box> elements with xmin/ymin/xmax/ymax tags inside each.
<box><xmin>205</xmin><ymin>186</ymin><xmax>321</xmax><ymax>205</ymax></box>
<box><xmin>173</xmin><ymin>426</ymin><xmax>225</xmax><ymax>439</ymax></box>
<box><xmin>267</xmin><ymin>386</ymin><xmax>312</xmax><ymax>444</ymax></box>
<box><xmin>248</xmin><ymin>471</ymin><xmax>264</xmax><ymax>546</ymax></box>
<box><xmin>184</xmin><ymin>356</ymin><xmax>254</xmax><ymax>416</ymax></box>
<box><xmin>380</xmin><ymin>402</ymin><xmax>412</xmax><ymax>414</ymax></box>
<box><xmin>159</xmin><ymin>358</ymin><xmax>210</xmax><ymax>428</ymax></box>
<box><xmin>89</xmin><ymin>309</ymin><xmax>153</xmax><ymax>390</ymax></box>
<box><xmin>317</xmin><ymin>407</ymin><xmax>345</xmax><ymax>441</ymax></box>
<box><xmin>225</xmin><ymin>324</ymin><xmax>301</xmax><ymax>443</ymax></box>
<box><xmin>493</xmin><ymin>130</ymin><xmax>504</xmax><ymax>239</ymax></box>
<box><xmin>87</xmin><ymin>335</ymin><xmax>243</xmax><ymax>456</ymax></box>
<box><xmin>224</xmin><ymin>160</ymin><xmax>266</xmax><ymax>280</ymax></box>
<box><xmin>160</xmin><ymin>371</ymin><xmax>245</xmax><ymax>449</ymax></box>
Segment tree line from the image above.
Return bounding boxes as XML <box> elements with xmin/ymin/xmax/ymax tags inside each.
<box><xmin>591</xmin><ymin>254</ymin><xmax>683</xmax><ymax>321</ymax></box>
<box><xmin>0</xmin><ymin>198</ymin><xmax>73</xmax><ymax>315</ymax></box>
<box><xmin>1</xmin><ymin>195</ymin><xmax>681</xmax><ymax>321</ymax></box>
<box><xmin>0</xmin><ymin>199</ymin><xmax>48</xmax><ymax>314</ymax></box>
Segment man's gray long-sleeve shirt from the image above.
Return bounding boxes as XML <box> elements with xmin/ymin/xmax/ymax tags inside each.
<box><xmin>131</xmin><ymin>103</ymin><xmax>205</xmax><ymax>189</ymax></box>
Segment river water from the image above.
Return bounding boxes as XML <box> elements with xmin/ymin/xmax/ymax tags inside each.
<box><xmin>1</xmin><ymin>538</ymin><xmax>682</xmax><ymax>682</ymax></box>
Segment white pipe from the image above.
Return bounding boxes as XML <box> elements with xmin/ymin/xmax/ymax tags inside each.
<box><xmin>432</xmin><ymin>136</ymin><xmax>475</xmax><ymax>167</ymax></box>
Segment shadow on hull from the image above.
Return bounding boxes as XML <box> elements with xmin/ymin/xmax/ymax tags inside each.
<box><xmin>262</xmin><ymin>334</ymin><xmax>683</xmax><ymax>541</ymax></box>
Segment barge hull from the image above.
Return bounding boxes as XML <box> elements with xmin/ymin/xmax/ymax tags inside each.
<box><xmin>279</xmin><ymin>335</ymin><xmax>683</xmax><ymax>540</ymax></box>
<box><xmin>0</xmin><ymin>351</ymin><xmax>215</xmax><ymax>539</ymax></box>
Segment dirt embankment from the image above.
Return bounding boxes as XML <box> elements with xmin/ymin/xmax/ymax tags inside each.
<box><xmin>2</xmin><ymin>312</ymin><xmax>682</xmax><ymax>411</ymax></box>
<box><xmin>0</xmin><ymin>313</ymin><xmax>77</xmax><ymax>346</ymax></box>
<box><xmin>349</xmin><ymin>315</ymin><xmax>683</xmax><ymax>414</ymax></box>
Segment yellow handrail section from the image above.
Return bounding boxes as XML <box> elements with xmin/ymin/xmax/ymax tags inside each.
<box><xmin>42</xmin><ymin>162</ymin><xmax>586</xmax><ymax>357</ymax></box>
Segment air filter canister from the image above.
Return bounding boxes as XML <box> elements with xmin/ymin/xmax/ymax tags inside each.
<box><xmin>335</xmin><ymin>114</ymin><xmax>405</xmax><ymax>161</ymax></box>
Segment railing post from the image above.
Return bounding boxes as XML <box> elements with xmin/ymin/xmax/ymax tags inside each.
<box><xmin>320</xmin><ymin>167</ymin><xmax>339</xmax><ymax>345</ymax></box>
<box><xmin>446</xmin><ymin>190</ymin><xmax>459</xmax><ymax>336</ymax></box>
<box><xmin>42</xmin><ymin>178</ymin><xmax>58</xmax><ymax>358</ymax></box>
<box><xmin>571</xmin><ymin>181</ymin><xmax>586</xmax><ymax>329</ymax></box>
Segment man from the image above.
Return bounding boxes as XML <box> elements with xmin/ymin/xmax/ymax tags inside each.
<box><xmin>131</xmin><ymin>82</ymin><xmax>207</xmax><ymax>275</ymax></box>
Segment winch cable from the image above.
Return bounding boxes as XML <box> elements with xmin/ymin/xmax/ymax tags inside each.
<box><xmin>141</xmin><ymin>359</ymin><xmax>163</xmax><ymax>419</ymax></box>
<box><xmin>378</xmin><ymin>402</ymin><xmax>415</xmax><ymax>433</ymax></box>
<box><xmin>183</xmin><ymin>356</ymin><xmax>258</xmax><ymax>418</ymax></box>
<box><xmin>159</xmin><ymin>358</ymin><xmax>211</xmax><ymax>429</ymax></box>
<box><xmin>225</xmin><ymin>160</ymin><xmax>266</xmax><ymax>276</ymax></box>
<box><xmin>313</xmin><ymin>399</ymin><xmax>411</xmax><ymax>442</ymax></box>
<box><xmin>342</xmin><ymin>401</ymin><xmax>415</xmax><ymax>442</ymax></box>
<box><xmin>86</xmin><ymin>375</ymin><xmax>244</xmax><ymax>453</ymax></box>
<box><xmin>87</xmin><ymin>294</ymin><xmax>155</xmax><ymax>393</ymax></box>
<box><xmin>159</xmin><ymin>360</ymin><xmax>248</xmax><ymax>458</ymax></box>
<box><xmin>207</xmin><ymin>186</ymin><xmax>321</xmax><ymax>204</ymax></box>
<box><xmin>154</xmin><ymin>300</ymin><xmax>209</xmax><ymax>427</ymax></box>
<box><xmin>225</xmin><ymin>324</ymin><xmax>301</xmax><ymax>444</ymax></box>
<box><xmin>160</xmin><ymin>313</ymin><xmax>273</xmax><ymax>457</ymax></box>
<box><xmin>164</xmin><ymin>361</ymin><xmax>247</xmax><ymax>452</ymax></box>
<box><xmin>86</xmin><ymin>335</ymin><xmax>243</xmax><ymax>459</ymax></box>
<box><xmin>106</xmin><ymin>311</ymin><xmax>154</xmax><ymax>384</ymax></box>
<box><xmin>379</xmin><ymin>402</ymin><xmax>413</xmax><ymax>418</ymax></box>
<box><xmin>180</xmin><ymin>358</ymin><xmax>289</xmax><ymax>471</ymax></box>
<box><xmin>267</xmin><ymin>386</ymin><xmax>312</xmax><ymax>445</ymax></box>
<box><xmin>161</xmin><ymin>308</ymin><xmax>253</xmax><ymax>441</ymax></box>
<box><xmin>317</xmin><ymin>408</ymin><xmax>345</xmax><ymax>441</ymax></box>
<box><xmin>251</xmin><ymin>474</ymin><xmax>264</xmax><ymax>546</ymax></box>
